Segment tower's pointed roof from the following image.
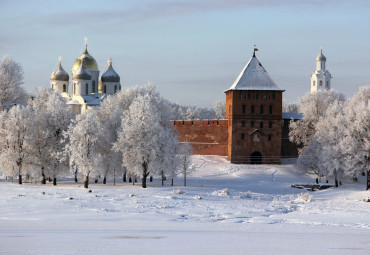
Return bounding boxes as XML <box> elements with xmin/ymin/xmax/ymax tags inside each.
<box><xmin>225</xmin><ymin>51</ymin><xmax>284</xmax><ymax>92</ymax></box>
<box><xmin>50</xmin><ymin>57</ymin><xmax>69</xmax><ymax>81</ymax></box>
<box><xmin>101</xmin><ymin>58</ymin><xmax>120</xmax><ymax>82</ymax></box>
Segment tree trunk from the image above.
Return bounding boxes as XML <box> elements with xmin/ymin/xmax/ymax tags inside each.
<box><xmin>53</xmin><ymin>177</ymin><xmax>57</xmax><ymax>186</ymax></box>
<box><xmin>41</xmin><ymin>171</ymin><xmax>46</xmax><ymax>185</ymax></box>
<box><xmin>142</xmin><ymin>174</ymin><xmax>147</xmax><ymax>188</ymax></box>
<box><xmin>95</xmin><ymin>178</ymin><xmax>98</xmax><ymax>184</ymax></box>
<box><xmin>129</xmin><ymin>176</ymin><xmax>132</xmax><ymax>183</ymax></box>
<box><xmin>171</xmin><ymin>178</ymin><xmax>174</xmax><ymax>187</ymax></box>
<box><xmin>184</xmin><ymin>170</ymin><xmax>187</xmax><ymax>187</ymax></box>
<box><xmin>150</xmin><ymin>176</ymin><xmax>153</xmax><ymax>182</ymax></box>
<box><xmin>334</xmin><ymin>170</ymin><xmax>339</xmax><ymax>188</ymax></box>
<box><xmin>74</xmin><ymin>167</ymin><xmax>78</xmax><ymax>182</ymax></box>
<box><xmin>103</xmin><ymin>177</ymin><xmax>107</xmax><ymax>184</ymax></box>
<box><xmin>142</xmin><ymin>160</ymin><xmax>149</xmax><ymax>188</ymax></box>
<box><xmin>366</xmin><ymin>171</ymin><xmax>370</xmax><ymax>190</ymax></box>
<box><xmin>18</xmin><ymin>174</ymin><xmax>22</xmax><ymax>185</ymax></box>
<box><xmin>84</xmin><ymin>175</ymin><xmax>89</xmax><ymax>189</ymax></box>
<box><xmin>123</xmin><ymin>173</ymin><xmax>127</xmax><ymax>182</ymax></box>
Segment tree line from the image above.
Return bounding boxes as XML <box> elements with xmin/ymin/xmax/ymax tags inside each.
<box><xmin>289</xmin><ymin>88</ymin><xmax>370</xmax><ymax>189</ymax></box>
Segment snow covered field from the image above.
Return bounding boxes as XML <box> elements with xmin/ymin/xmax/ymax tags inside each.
<box><xmin>1</xmin><ymin>155</ymin><xmax>370</xmax><ymax>255</ymax></box>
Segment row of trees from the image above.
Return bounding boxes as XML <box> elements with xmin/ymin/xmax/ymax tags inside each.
<box><xmin>0</xmin><ymin>86</ymin><xmax>195</xmax><ymax>188</ymax></box>
<box><xmin>289</xmin><ymin>88</ymin><xmax>370</xmax><ymax>188</ymax></box>
<box><xmin>166</xmin><ymin>100</ymin><xmax>226</xmax><ymax>121</ymax></box>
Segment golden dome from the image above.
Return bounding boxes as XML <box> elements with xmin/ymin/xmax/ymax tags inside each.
<box><xmin>72</xmin><ymin>45</ymin><xmax>99</xmax><ymax>72</ymax></box>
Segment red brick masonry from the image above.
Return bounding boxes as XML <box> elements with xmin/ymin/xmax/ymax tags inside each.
<box><xmin>171</xmin><ymin>119</ymin><xmax>229</xmax><ymax>156</ymax></box>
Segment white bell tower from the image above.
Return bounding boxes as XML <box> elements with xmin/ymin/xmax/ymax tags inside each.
<box><xmin>311</xmin><ymin>49</ymin><xmax>332</xmax><ymax>93</ymax></box>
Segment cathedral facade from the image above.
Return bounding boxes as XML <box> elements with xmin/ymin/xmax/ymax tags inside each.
<box><xmin>50</xmin><ymin>43</ymin><xmax>121</xmax><ymax>114</ymax></box>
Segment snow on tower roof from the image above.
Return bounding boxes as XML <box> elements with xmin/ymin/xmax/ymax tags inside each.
<box><xmin>225</xmin><ymin>52</ymin><xmax>284</xmax><ymax>92</ymax></box>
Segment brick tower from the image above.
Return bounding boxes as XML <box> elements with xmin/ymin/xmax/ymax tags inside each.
<box><xmin>224</xmin><ymin>49</ymin><xmax>285</xmax><ymax>164</ymax></box>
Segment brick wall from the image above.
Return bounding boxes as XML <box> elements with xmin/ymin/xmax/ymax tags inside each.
<box><xmin>171</xmin><ymin>119</ymin><xmax>228</xmax><ymax>156</ymax></box>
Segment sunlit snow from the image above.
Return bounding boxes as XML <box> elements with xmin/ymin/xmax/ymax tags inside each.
<box><xmin>1</xmin><ymin>156</ymin><xmax>369</xmax><ymax>254</ymax></box>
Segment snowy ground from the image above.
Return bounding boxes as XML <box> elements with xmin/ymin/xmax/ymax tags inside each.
<box><xmin>1</xmin><ymin>156</ymin><xmax>370</xmax><ymax>255</ymax></box>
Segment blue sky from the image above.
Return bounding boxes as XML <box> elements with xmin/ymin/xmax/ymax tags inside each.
<box><xmin>1</xmin><ymin>0</ymin><xmax>369</xmax><ymax>107</ymax></box>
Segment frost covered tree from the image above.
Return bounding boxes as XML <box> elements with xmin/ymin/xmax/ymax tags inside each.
<box><xmin>185</xmin><ymin>105</ymin><xmax>200</xmax><ymax>120</ymax></box>
<box><xmin>0</xmin><ymin>105</ymin><xmax>32</xmax><ymax>184</ymax></box>
<box><xmin>63</xmin><ymin>110</ymin><xmax>103</xmax><ymax>188</ymax></box>
<box><xmin>297</xmin><ymin>136</ymin><xmax>321</xmax><ymax>177</ymax></box>
<box><xmin>177</xmin><ymin>141</ymin><xmax>193</xmax><ymax>187</ymax></box>
<box><xmin>114</xmin><ymin>89</ymin><xmax>177</xmax><ymax>188</ymax></box>
<box><xmin>340</xmin><ymin>86</ymin><xmax>370</xmax><ymax>187</ymax></box>
<box><xmin>289</xmin><ymin>90</ymin><xmax>345</xmax><ymax>150</ymax></box>
<box><xmin>315</xmin><ymin>101</ymin><xmax>346</xmax><ymax>187</ymax></box>
<box><xmin>27</xmin><ymin>89</ymin><xmax>72</xmax><ymax>185</ymax></box>
<box><xmin>213</xmin><ymin>100</ymin><xmax>226</xmax><ymax>119</ymax></box>
<box><xmin>115</xmin><ymin>94</ymin><xmax>162</xmax><ymax>188</ymax></box>
<box><xmin>283</xmin><ymin>102</ymin><xmax>299</xmax><ymax>113</ymax></box>
<box><xmin>0</xmin><ymin>56</ymin><xmax>28</xmax><ymax>111</ymax></box>
<box><xmin>152</xmin><ymin>99</ymin><xmax>179</xmax><ymax>186</ymax></box>
<box><xmin>96</xmin><ymin>84</ymin><xmax>160</xmax><ymax>184</ymax></box>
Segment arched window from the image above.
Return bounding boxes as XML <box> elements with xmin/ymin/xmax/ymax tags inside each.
<box><xmin>114</xmin><ymin>85</ymin><xmax>117</xmax><ymax>93</ymax></box>
<box><xmin>85</xmin><ymin>83</ymin><xmax>88</xmax><ymax>95</ymax></box>
<box><xmin>241</xmin><ymin>120</ymin><xmax>245</xmax><ymax>127</ymax></box>
<box><xmin>103</xmin><ymin>85</ymin><xmax>107</xmax><ymax>93</ymax></box>
<box><xmin>319</xmin><ymin>80</ymin><xmax>323</xmax><ymax>87</ymax></box>
<box><xmin>326</xmin><ymin>81</ymin><xmax>329</xmax><ymax>88</ymax></box>
<box><xmin>63</xmin><ymin>84</ymin><xmax>66</xmax><ymax>92</ymax></box>
<box><xmin>52</xmin><ymin>84</ymin><xmax>54</xmax><ymax>90</ymax></box>
<box><xmin>313</xmin><ymin>81</ymin><xmax>316</xmax><ymax>86</ymax></box>
<box><xmin>92</xmin><ymin>81</ymin><xmax>96</xmax><ymax>93</ymax></box>
<box><xmin>74</xmin><ymin>83</ymin><xmax>76</xmax><ymax>95</ymax></box>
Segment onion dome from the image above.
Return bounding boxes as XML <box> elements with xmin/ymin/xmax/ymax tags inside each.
<box><xmin>101</xmin><ymin>58</ymin><xmax>120</xmax><ymax>82</ymax></box>
<box><xmin>316</xmin><ymin>49</ymin><xmax>326</xmax><ymax>62</ymax></box>
<box><xmin>72</xmin><ymin>44</ymin><xmax>99</xmax><ymax>72</ymax></box>
<box><xmin>72</xmin><ymin>60</ymin><xmax>91</xmax><ymax>80</ymax></box>
<box><xmin>50</xmin><ymin>57</ymin><xmax>69</xmax><ymax>81</ymax></box>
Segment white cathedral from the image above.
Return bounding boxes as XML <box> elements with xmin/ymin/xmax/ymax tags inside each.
<box><xmin>311</xmin><ymin>49</ymin><xmax>332</xmax><ymax>93</ymax></box>
<box><xmin>50</xmin><ymin>42</ymin><xmax>121</xmax><ymax>114</ymax></box>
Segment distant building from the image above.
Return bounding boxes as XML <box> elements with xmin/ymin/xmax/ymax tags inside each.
<box><xmin>50</xmin><ymin>42</ymin><xmax>121</xmax><ymax>114</ymax></box>
<box><xmin>173</xmin><ymin>50</ymin><xmax>301</xmax><ymax>164</ymax></box>
<box><xmin>311</xmin><ymin>49</ymin><xmax>332</xmax><ymax>93</ymax></box>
